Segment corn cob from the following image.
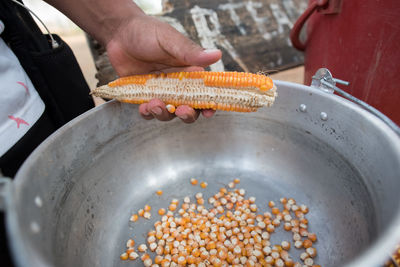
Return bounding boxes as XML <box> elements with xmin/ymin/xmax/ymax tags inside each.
<box><xmin>91</xmin><ymin>71</ymin><xmax>277</xmax><ymax>112</ymax></box>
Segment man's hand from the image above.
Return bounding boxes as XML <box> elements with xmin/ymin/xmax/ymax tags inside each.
<box><xmin>106</xmin><ymin>14</ymin><xmax>221</xmax><ymax>123</ymax></box>
<box><xmin>44</xmin><ymin>0</ymin><xmax>221</xmax><ymax>123</ymax></box>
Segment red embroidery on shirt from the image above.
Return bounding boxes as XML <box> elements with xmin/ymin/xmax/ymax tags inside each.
<box><xmin>17</xmin><ymin>81</ymin><xmax>30</xmax><ymax>95</ymax></box>
<box><xmin>8</xmin><ymin>115</ymin><xmax>29</xmax><ymax>128</ymax></box>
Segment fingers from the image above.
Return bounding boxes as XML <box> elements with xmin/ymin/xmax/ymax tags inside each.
<box><xmin>139</xmin><ymin>100</ymin><xmax>215</xmax><ymax>123</ymax></box>
<box><xmin>175</xmin><ymin>105</ymin><xmax>200</xmax><ymax>124</ymax></box>
<box><xmin>138</xmin><ymin>103</ymin><xmax>154</xmax><ymax>120</ymax></box>
<box><xmin>201</xmin><ymin>109</ymin><xmax>216</xmax><ymax>118</ymax></box>
<box><xmin>139</xmin><ymin>99</ymin><xmax>175</xmax><ymax>121</ymax></box>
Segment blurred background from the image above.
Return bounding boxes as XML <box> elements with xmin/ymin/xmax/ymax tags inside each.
<box><xmin>23</xmin><ymin>0</ymin><xmax>304</xmax><ymax>95</ymax></box>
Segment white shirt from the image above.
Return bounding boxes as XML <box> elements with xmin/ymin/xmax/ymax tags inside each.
<box><xmin>0</xmin><ymin>20</ymin><xmax>45</xmax><ymax>157</ymax></box>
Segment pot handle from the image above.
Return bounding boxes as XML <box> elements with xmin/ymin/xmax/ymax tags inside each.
<box><xmin>290</xmin><ymin>0</ymin><xmax>329</xmax><ymax>51</ymax></box>
<box><xmin>0</xmin><ymin>177</ymin><xmax>12</xmax><ymax>211</ymax></box>
<box><xmin>312</xmin><ymin>68</ymin><xmax>400</xmax><ymax>136</ymax></box>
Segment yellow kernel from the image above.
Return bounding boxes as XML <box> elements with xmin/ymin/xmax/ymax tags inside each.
<box><xmin>120</xmin><ymin>252</ymin><xmax>128</xmax><ymax>260</ymax></box>
<box><xmin>144</xmin><ymin>205</ymin><xmax>152</xmax><ymax>212</ymax></box>
<box><xmin>271</xmin><ymin>207</ymin><xmax>280</xmax><ymax>215</ymax></box>
<box><xmin>303</xmin><ymin>239</ymin><xmax>313</xmax><ymax>248</ymax></box>
<box><xmin>126</xmin><ymin>247</ymin><xmax>135</xmax><ymax>254</ymax></box>
<box><xmin>130</xmin><ymin>214</ymin><xmax>139</xmax><ymax>222</ymax></box>
<box><xmin>141</xmin><ymin>253</ymin><xmax>150</xmax><ymax>261</ymax></box>
<box><xmin>156</xmin><ymin>190</ymin><xmax>163</xmax><ymax>196</ymax></box>
<box><xmin>308</xmin><ymin>232</ymin><xmax>317</xmax><ymax>242</ymax></box>
<box><xmin>190</xmin><ymin>178</ymin><xmax>198</xmax><ymax>185</ymax></box>
<box><xmin>200</xmin><ymin>182</ymin><xmax>208</xmax><ymax>188</ymax></box>
<box><xmin>138</xmin><ymin>209</ymin><xmax>145</xmax><ymax>217</ymax></box>
<box><xmin>169</xmin><ymin>204</ymin><xmax>177</xmax><ymax>211</ymax></box>
<box><xmin>166</xmin><ymin>104</ymin><xmax>176</xmax><ymax>113</ymax></box>
<box><xmin>154</xmin><ymin>255</ymin><xmax>163</xmax><ymax>264</ymax></box>
<box><xmin>234</xmin><ymin>178</ymin><xmax>241</xmax><ymax>184</ymax></box>
<box><xmin>158</xmin><ymin>208</ymin><xmax>166</xmax><ymax>215</ymax></box>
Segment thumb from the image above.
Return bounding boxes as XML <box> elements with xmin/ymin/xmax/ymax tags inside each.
<box><xmin>158</xmin><ymin>22</ymin><xmax>222</xmax><ymax>67</ymax></box>
<box><xmin>184</xmin><ymin>48</ymin><xmax>222</xmax><ymax>68</ymax></box>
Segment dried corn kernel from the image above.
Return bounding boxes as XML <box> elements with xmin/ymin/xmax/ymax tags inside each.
<box><xmin>166</xmin><ymin>104</ymin><xmax>176</xmax><ymax>113</ymax></box>
<box><xmin>126</xmin><ymin>239</ymin><xmax>135</xmax><ymax>248</ymax></box>
<box><xmin>128</xmin><ymin>251</ymin><xmax>139</xmax><ymax>260</ymax></box>
<box><xmin>119</xmin><ymin>180</ymin><xmax>319</xmax><ymax>266</ymax></box>
<box><xmin>158</xmin><ymin>208</ymin><xmax>166</xmax><ymax>216</ymax></box>
<box><xmin>130</xmin><ymin>214</ymin><xmax>138</xmax><ymax>222</ymax></box>
<box><xmin>143</xmin><ymin>211</ymin><xmax>151</xmax><ymax>219</ymax></box>
<box><xmin>120</xmin><ymin>252</ymin><xmax>128</xmax><ymax>260</ymax></box>
<box><xmin>138</xmin><ymin>244</ymin><xmax>147</xmax><ymax>252</ymax></box>
<box><xmin>200</xmin><ymin>182</ymin><xmax>208</xmax><ymax>188</ymax></box>
<box><xmin>156</xmin><ymin>190</ymin><xmax>163</xmax><ymax>196</ymax></box>
<box><xmin>190</xmin><ymin>178</ymin><xmax>198</xmax><ymax>185</ymax></box>
<box><xmin>138</xmin><ymin>209</ymin><xmax>145</xmax><ymax>217</ymax></box>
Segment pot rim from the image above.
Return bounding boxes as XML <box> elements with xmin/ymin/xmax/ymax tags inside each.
<box><xmin>5</xmin><ymin>80</ymin><xmax>400</xmax><ymax>267</ymax></box>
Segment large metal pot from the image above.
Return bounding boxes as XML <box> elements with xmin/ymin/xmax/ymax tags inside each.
<box><xmin>1</xmin><ymin>78</ymin><xmax>400</xmax><ymax>267</ymax></box>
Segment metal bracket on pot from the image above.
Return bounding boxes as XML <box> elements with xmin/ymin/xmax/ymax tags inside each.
<box><xmin>311</xmin><ymin>68</ymin><xmax>400</xmax><ymax>136</ymax></box>
<box><xmin>311</xmin><ymin>68</ymin><xmax>349</xmax><ymax>94</ymax></box>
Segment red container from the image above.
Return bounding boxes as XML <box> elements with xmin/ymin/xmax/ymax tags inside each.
<box><xmin>290</xmin><ymin>0</ymin><xmax>400</xmax><ymax>125</ymax></box>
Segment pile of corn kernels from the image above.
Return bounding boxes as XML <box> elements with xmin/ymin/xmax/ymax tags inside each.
<box><xmin>120</xmin><ymin>178</ymin><xmax>320</xmax><ymax>267</ymax></box>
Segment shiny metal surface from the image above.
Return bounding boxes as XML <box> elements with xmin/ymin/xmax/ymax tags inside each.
<box><xmin>6</xmin><ymin>81</ymin><xmax>400</xmax><ymax>267</ymax></box>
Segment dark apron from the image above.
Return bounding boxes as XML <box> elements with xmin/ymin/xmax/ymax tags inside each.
<box><xmin>0</xmin><ymin>0</ymin><xmax>95</xmax><ymax>177</ymax></box>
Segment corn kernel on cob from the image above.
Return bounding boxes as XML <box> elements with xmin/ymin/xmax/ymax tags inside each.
<box><xmin>91</xmin><ymin>71</ymin><xmax>277</xmax><ymax>112</ymax></box>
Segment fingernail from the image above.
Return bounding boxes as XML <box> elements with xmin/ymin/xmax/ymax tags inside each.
<box><xmin>151</xmin><ymin>107</ymin><xmax>162</xmax><ymax>115</ymax></box>
<box><xmin>180</xmin><ymin>114</ymin><xmax>188</xmax><ymax>120</ymax></box>
<box><xmin>203</xmin><ymin>48</ymin><xmax>220</xmax><ymax>54</ymax></box>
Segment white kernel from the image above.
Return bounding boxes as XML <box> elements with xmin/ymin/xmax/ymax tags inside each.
<box><xmin>138</xmin><ymin>244</ymin><xmax>147</xmax><ymax>252</ymax></box>
<box><xmin>263</xmin><ymin>246</ymin><xmax>271</xmax><ymax>255</ymax></box>
<box><xmin>300</xmin><ymin>252</ymin><xmax>309</xmax><ymax>261</ymax></box>
<box><xmin>143</xmin><ymin>211</ymin><xmax>151</xmax><ymax>219</ymax></box>
<box><xmin>304</xmin><ymin>257</ymin><xmax>314</xmax><ymax>266</ymax></box>
<box><xmin>295</xmin><ymin>240</ymin><xmax>303</xmax><ymax>248</ymax></box>
<box><xmin>129</xmin><ymin>251</ymin><xmax>139</xmax><ymax>260</ymax></box>
<box><xmin>275</xmin><ymin>259</ymin><xmax>284</xmax><ymax>267</ymax></box>
<box><xmin>126</xmin><ymin>239</ymin><xmax>135</xmax><ymax>248</ymax></box>
<box><xmin>149</xmin><ymin>242</ymin><xmax>157</xmax><ymax>251</ymax></box>
<box><xmin>261</xmin><ymin>232</ymin><xmax>270</xmax><ymax>240</ymax></box>
<box><xmin>293</xmin><ymin>233</ymin><xmax>301</xmax><ymax>241</ymax></box>
<box><xmin>144</xmin><ymin>258</ymin><xmax>152</xmax><ymax>267</ymax></box>
<box><xmin>234</xmin><ymin>246</ymin><xmax>242</xmax><ymax>254</ymax></box>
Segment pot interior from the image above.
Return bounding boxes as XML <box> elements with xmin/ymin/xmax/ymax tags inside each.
<box><xmin>10</xmin><ymin>81</ymin><xmax>400</xmax><ymax>267</ymax></box>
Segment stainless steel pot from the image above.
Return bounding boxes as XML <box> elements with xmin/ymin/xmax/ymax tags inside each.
<box><xmin>1</xmin><ymin>76</ymin><xmax>400</xmax><ymax>267</ymax></box>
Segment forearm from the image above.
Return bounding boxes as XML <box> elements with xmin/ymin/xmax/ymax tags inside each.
<box><xmin>43</xmin><ymin>0</ymin><xmax>145</xmax><ymax>45</ymax></box>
